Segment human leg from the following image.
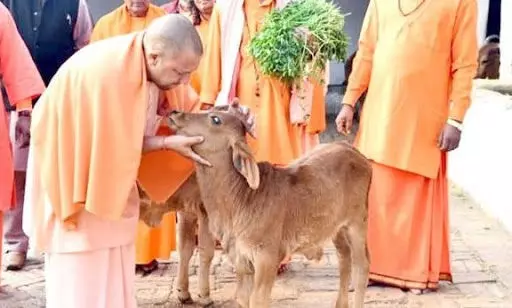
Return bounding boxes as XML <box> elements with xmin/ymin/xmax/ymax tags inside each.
<box><xmin>45</xmin><ymin>242</ymin><xmax>137</xmax><ymax>308</ymax></box>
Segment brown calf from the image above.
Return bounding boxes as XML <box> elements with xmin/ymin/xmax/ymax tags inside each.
<box><xmin>138</xmin><ymin>176</ymin><xmax>216</xmax><ymax>306</ymax></box>
<box><xmin>475</xmin><ymin>41</ymin><xmax>500</xmax><ymax>80</ymax></box>
<box><xmin>167</xmin><ymin>108</ymin><xmax>372</xmax><ymax>308</ymax></box>
<box><xmin>138</xmin><ymin>103</ymin><xmax>253</xmax><ymax>307</ymax></box>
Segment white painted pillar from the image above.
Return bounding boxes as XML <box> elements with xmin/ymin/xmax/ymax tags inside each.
<box><xmin>500</xmin><ymin>0</ymin><xmax>512</xmax><ymax>79</ymax></box>
<box><xmin>477</xmin><ymin>0</ymin><xmax>490</xmax><ymax>46</ymax></box>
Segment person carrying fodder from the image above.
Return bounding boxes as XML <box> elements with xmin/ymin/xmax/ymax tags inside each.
<box><xmin>200</xmin><ymin>0</ymin><xmax>347</xmax><ymax>274</ymax></box>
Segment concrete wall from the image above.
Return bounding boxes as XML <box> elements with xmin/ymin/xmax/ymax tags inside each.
<box><xmin>448</xmin><ymin>90</ymin><xmax>512</xmax><ymax>232</ymax></box>
<box><xmin>329</xmin><ymin>0</ymin><xmax>369</xmax><ymax>86</ymax></box>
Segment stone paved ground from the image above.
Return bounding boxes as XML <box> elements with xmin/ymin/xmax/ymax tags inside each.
<box><xmin>1</xmin><ymin>186</ymin><xmax>512</xmax><ymax>308</ymax></box>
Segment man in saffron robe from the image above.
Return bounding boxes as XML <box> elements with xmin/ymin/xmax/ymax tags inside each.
<box><xmin>90</xmin><ymin>0</ymin><xmax>166</xmax><ymax>42</ymax></box>
<box><xmin>2</xmin><ymin>0</ymin><xmax>93</xmax><ymax>271</ymax></box>
<box><xmin>336</xmin><ymin>0</ymin><xmax>478</xmax><ymax>293</ymax></box>
<box><xmin>0</xmin><ymin>2</ymin><xmax>45</xmax><ymax>280</ymax></box>
<box><xmin>90</xmin><ymin>0</ymin><xmax>179</xmax><ymax>275</ymax></box>
<box><xmin>200</xmin><ymin>0</ymin><xmax>327</xmax><ymax>274</ymax></box>
<box><xmin>27</xmin><ymin>15</ymin><xmax>208</xmax><ymax>307</ymax></box>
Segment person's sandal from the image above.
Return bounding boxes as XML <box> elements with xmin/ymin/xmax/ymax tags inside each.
<box><xmin>5</xmin><ymin>251</ymin><xmax>26</xmax><ymax>271</ymax></box>
<box><xmin>135</xmin><ymin>259</ymin><xmax>159</xmax><ymax>276</ymax></box>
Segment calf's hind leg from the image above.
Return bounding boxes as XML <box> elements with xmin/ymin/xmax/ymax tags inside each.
<box><xmin>249</xmin><ymin>252</ymin><xmax>280</xmax><ymax>308</ymax></box>
<box><xmin>347</xmin><ymin>222</ymin><xmax>370</xmax><ymax>308</ymax></box>
<box><xmin>333</xmin><ymin>228</ymin><xmax>352</xmax><ymax>308</ymax></box>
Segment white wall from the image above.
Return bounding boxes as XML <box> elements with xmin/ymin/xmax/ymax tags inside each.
<box><xmin>477</xmin><ymin>0</ymin><xmax>490</xmax><ymax>45</ymax></box>
<box><xmin>448</xmin><ymin>90</ymin><xmax>512</xmax><ymax>231</ymax></box>
<box><xmin>500</xmin><ymin>0</ymin><xmax>512</xmax><ymax>79</ymax></box>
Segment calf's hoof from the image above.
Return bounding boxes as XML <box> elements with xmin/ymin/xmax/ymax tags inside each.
<box><xmin>197</xmin><ymin>295</ymin><xmax>214</xmax><ymax>307</ymax></box>
<box><xmin>177</xmin><ymin>290</ymin><xmax>193</xmax><ymax>305</ymax></box>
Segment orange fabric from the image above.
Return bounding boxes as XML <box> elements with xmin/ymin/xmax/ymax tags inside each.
<box><xmin>0</xmin><ymin>4</ymin><xmax>45</xmax><ymax>211</ymax></box>
<box><xmin>367</xmin><ymin>154</ymin><xmax>452</xmax><ymax>289</ymax></box>
<box><xmin>31</xmin><ymin>33</ymin><xmax>149</xmax><ymax>228</ymax></box>
<box><xmin>186</xmin><ymin>18</ymin><xmax>211</xmax><ymax>94</ymax></box>
<box><xmin>0</xmin><ymin>211</ymin><xmax>2</xmax><ymax>281</ymax></box>
<box><xmin>136</xmin><ymin>85</ymin><xmax>200</xmax><ymax>264</ymax></box>
<box><xmin>200</xmin><ymin>0</ymin><xmax>325</xmax><ymax>165</ymax></box>
<box><xmin>15</xmin><ymin>98</ymin><xmax>33</xmax><ymax>111</ymax></box>
<box><xmin>90</xmin><ymin>4</ymin><xmax>166</xmax><ymax>42</ymax></box>
<box><xmin>342</xmin><ymin>0</ymin><xmax>478</xmax><ymax>179</ymax></box>
<box><xmin>137</xmin><ymin>87</ymin><xmax>200</xmax><ymax>202</ymax></box>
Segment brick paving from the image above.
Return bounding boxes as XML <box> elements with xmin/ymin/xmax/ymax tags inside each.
<box><xmin>1</xmin><ymin>186</ymin><xmax>512</xmax><ymax>308</ymax></box>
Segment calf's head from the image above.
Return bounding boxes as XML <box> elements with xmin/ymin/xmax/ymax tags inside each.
<box><xmin>167</xmin><ymin>108</ymin><xmax>260</xmax><ymax>189</ymax></box>
<box><xmin>476</xmin><ymin>43</ymin><xmax>500</xmax><ymax>79</ymax></box>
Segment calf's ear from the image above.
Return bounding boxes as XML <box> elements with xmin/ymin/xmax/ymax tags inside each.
<box><xmin>231</xmin><ymin>140</ymin><xmax>260</xmax><ymax>190</ymax></box>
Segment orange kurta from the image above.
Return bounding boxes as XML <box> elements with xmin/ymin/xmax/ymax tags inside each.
<box><xmin>343</xmin><ymin>0</ymin><xmax>477</xmax><ymax>289</ymax></box>
<box><xmin>183</xmin><ymin>16</ymin><xmax>210</xmax><ymax>94</ymax></box>
<box><xmin>200</xmin><ymin>0</ymin><xmax>326</xmax><ymax>166</ymax></box>
<box><xmin>90</xmin><ymin>4</ymin><xmax>166</xmax><ymax>42</ymax></box>
<box><xmin>0</xmin><ymin>3</ymin><xmax>45</xmax><ymax>281</ymax></box>
<box><xmin>135</xmin><ymin>86</ymin><xmax>201</xmax><ymax>264</ymax></box>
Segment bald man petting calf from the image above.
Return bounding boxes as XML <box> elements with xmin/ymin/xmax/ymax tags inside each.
<box><xmin>25</xmin><ymin>15</ymin><xmax>213</xmax><ymax>308</ymax></box>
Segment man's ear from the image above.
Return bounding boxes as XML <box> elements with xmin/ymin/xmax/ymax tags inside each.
<box><xmin>230</xmin><ymin>140</ymin><xmax>260</xmax><ymax>190</ymax></box>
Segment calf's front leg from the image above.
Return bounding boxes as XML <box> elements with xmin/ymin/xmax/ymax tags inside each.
<box><xmin>196</xmin><ymin>213</ymin><xmax>215</xmax><ymax>306</ymax></box>
<box><xmin>176</xmin><ymin>211</ymin><xmax>198</xmax><ymax>304</ymax></box>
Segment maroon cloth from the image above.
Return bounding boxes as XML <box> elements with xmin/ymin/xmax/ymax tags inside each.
<box><xmin>161</xmin><ymin>1</ymin><xmax>179</xmax><ymax>14</ymax></box>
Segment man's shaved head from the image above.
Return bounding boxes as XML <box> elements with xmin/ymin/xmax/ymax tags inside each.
<box><xmin>143</xmin><ymin>14</ymin><xmax>203</xmax><ymax>90</ymax></box>
<box><xmin>145</xmin><ymin>14</ymin><xmax>203</xmax><ymax>57</ymax></box>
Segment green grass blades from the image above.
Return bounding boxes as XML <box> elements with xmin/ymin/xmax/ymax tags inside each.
<box><xmin>247</xmin><ymin>0</ymin><xmax>349</xmax><ymax>85</ymax></box>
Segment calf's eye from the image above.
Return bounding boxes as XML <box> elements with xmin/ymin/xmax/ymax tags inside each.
<box><xmin>211</xmin><ymin>115</ymin><xmax>222</xmax><ymax>125</ymax></box>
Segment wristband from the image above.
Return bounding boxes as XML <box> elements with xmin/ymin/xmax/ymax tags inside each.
<box><xmin>447</xmin><ymin>119</ymin><xmax>463</xmax><ymax>131</ymax></box>
<box><xmin>341</xmin><ymin>103</ymin><xmax>355</xmax><ymax>110</ymax></box>
<box><xmin>18</xmin><ymin>110</ymin><xmax>32</xmax><ymax>117</ymax></box>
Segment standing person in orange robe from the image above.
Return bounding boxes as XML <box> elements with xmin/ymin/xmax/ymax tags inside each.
<box><xmin>180</xmin><ymin>0</ymin><xmax>215</xmax><ymax>94</ymax></box>
<box><xmin>0</xmin><ymin>3</ymin><xmax>45</xmax><ymax>280</ymax></box>
<box><xmin>26</xmin><ymin>15</ymin><xmax>208</xmax><ymax>307</ymax></box>
<box><xmin>336</xmin><ymin>0</ymin><xmax>478</xmax><ymax>294</ymax></box>
<box><xmin>90</xmin><ymin>0</ymin><xmax>166</xmax><ymax>42</ymax></box>
<box><xmin>200</xmin><ymin>0</ymin><xmax>327</xmax><ymax>274</ymax></box>
<box><xmin>90</xmin><ymin>0</ymin><xmax>175</xmax><ymax>275</ymax></box>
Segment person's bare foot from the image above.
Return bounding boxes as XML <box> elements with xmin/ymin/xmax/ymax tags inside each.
<box><xmin>5</xmin><ymin>251</ymin><xmax>26</xmax><ymax>271</ymax></box>
<box><xmin>407</xmin><ymin>288</ymin><xmax>431</xmax><ymax>295</ymax></box>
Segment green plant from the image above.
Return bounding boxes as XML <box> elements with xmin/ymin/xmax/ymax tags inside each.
<box><xmin>247</xmin><ymin>0</ymin><xmax>349</xmax><ymax>85</ymax></box>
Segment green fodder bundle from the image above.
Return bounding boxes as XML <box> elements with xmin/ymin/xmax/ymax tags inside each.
<box><xmin>247</xmin><ymin>0</ymin><xmax>349</xmax><ymax>85</ymax></box>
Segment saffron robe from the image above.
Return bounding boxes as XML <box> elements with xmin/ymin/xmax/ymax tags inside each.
<box><xmin>90</xmin><ymin>3</ymin><xmax>182</xmax><ymax>265</ymax></box>
<box><xmin>343</xmin><ymin>0</ymin><xmax>478</xmax><ymax>289</ymax></box>
<box><xmin>181</xmin><ymin>13</ymin><xmax>211</xmax><ymax>94</ymax></box>
<box><xmin>90</xmin><ymin>4</ymin><xmax>166</xmax><ymax>42</ymax></box>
